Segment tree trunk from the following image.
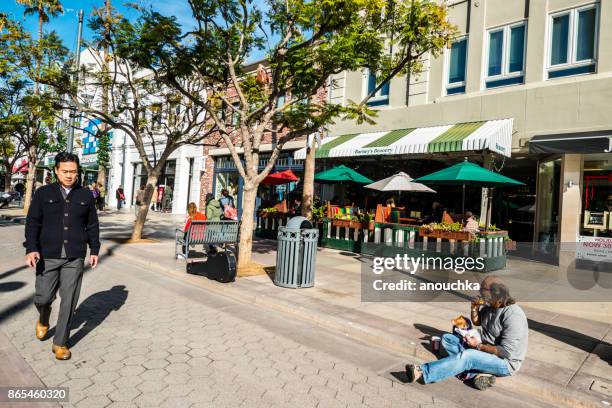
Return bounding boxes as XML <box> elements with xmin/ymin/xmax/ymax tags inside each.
<box><xmin>4</xmin><ymin>172</ymin><xmax>11</xmax><ymax>192</ymax></box>
<box><xmin>96</xmin><ymin>165</ymin><xmax>106</xmax><ymax>208</ymax></box>
<box><xmin>23</xmin><ymin>146</ymin><xmax>37</xmax><ymax>214</ymax></box>
<box><xmin>97</xmin><ymin>0</ymin><xmax>111</xmax><ymax>209</ymax></box>
<box><xmin>301</xmin><ymin>143</ymin><xmax>316</xmax><ymax>220</ymax></box>
<box><xmin>131</xmin><ymin>172</ymin><xmax>159</xmax><ymax>241</ymax></box>
<box><xmin>237</xmin><ymin>184</ymin><xmax>257</xmax><ymax>268</ymax></box>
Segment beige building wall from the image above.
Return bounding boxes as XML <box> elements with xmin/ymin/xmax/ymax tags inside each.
<box><xmin>327</xmin><ymin>0</ymin><xmax>611</xmax><ymax>157</ymax></box>
<box><xmin>324</xmin><ymin>0</ymin><xmax>610</xmax><ymax>244</ymax></box>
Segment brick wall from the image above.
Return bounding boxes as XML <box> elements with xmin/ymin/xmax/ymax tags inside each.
<box><xmin>198</xmin><ymin>66</ymin><xmax>329</xmax><ymax>207</ymax></box>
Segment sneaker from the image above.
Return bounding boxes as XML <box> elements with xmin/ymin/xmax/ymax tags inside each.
<box><xmin>405</xmin><ymin>364</ymin><xmax>422</xmax><ymax>383</ymax></box>
<box><xmin>473</xmin><ymin>374</ymin><xmax>496</xmax><ymax>390</ymax></box>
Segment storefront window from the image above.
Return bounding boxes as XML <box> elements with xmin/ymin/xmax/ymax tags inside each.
<box><xmin>131</xmin><ymin>160</ymin><xmax>176</xmax><ymax>211</ymax></box>
<box><xmin>215</xmin><ymin>172</ymin><xmax>239</xmax><ymax>203</ymax></box>
<box><xmin>131</xmin><ymin>163</ymin><xmax>148</xmax><ymax>205</ymax></box>
<box><xmin>581</xmin><ymin>155</ymin><xmax>612</xmax><ymax>237</ymax></box>
<box><xmin>158</xmin><ymin>160</ymin><xmax>176</xmax><ymax>212</ymax></box>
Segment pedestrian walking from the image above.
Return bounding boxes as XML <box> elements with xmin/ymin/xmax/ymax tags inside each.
<box><xmin>24</xmin><ymin>152</ymin><xmax>100</xmax><ymax>361</ymax></box>
<box><xmin>116</xmin><ymin>186</ymin><xmax>125</xmax><ymax>210</ymax></box>
<box><xmin>151</xmin><ymin>187</ymin><xmax>158</xmax><ymax>211</ymax></box>
<box><xmin>98</xmin><ymin>184</ymin><xmax>106</xmax><ymax>211</ymax></box>
<box><xmin>90</xmin><ymin>183</ymin><xmax>100</xmax><ymax>212</ymax></box>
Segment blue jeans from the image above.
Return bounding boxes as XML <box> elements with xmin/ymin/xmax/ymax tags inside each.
<box><xmin>421</xmin><ymin>333</ymin><xmax>510</xmax><ymax>384</ymax></box>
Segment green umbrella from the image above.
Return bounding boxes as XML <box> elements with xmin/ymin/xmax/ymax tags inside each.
<box><xmin>414</xmin><ymin>160</ymin><xmax>524</xmax><ymax>187</ymax></box>
<box><xmin>315</xmin><ymin>165</ymin><xmax>374</xmax><ymax>184</ymax></box>
<box><xmin>415</xmin><ymin>159</ymin><xmax>524</xmax><ymax>228</ymax></box>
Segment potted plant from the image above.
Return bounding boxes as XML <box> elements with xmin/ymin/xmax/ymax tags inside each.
<box><xmin>312</xmin><ymin>205</ymin><xmax>325</xmax><ymax>224</ymax></box>
<box><xmin>332</xmin><ymin>213</ymin><xmax>352</xmax><ymax>228</ymax></box>
<box><xmin>479</xmin><ymin>224</ymin><xmax>509</xmax><ymax>236</ymax></box>
<box><xmin>358</xmin><ymin>213</ymin><xmax>375</xmax><ymax>230</ymax></box>
<box><xmin>258</xmin><ymin>207</ymin><xmax>278</xmax><ymax>218</ymax></box>
<box><xmin>419</xmin><ymin>222</ymin><xmax>473</xmax><ymax>241</ymax></box>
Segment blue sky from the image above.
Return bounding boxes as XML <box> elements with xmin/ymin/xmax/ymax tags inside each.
<box><xmin>1</xmin><ymin>0</ymin><xmax>267</xmax><ymax>62</ymax></box>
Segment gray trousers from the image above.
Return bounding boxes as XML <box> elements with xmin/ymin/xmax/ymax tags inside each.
<box><xmin>34</xmin><ymin>258</ymin><xmax>85</xmax><ymax>346</ymax></box>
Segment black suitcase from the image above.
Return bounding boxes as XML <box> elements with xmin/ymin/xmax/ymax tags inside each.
<box><xmin>187</xmin><ymin>251</ymin><xmax>237</xmax><ymax>283</ymax></box>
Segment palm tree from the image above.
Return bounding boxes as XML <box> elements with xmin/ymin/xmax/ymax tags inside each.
<box><xmin>17</xmin><ymin>0</ymin><xmax>64</xmax><ymax>43</ymax></box>
<box><xmin>16</xmin><ymin>0</ymin><xmax>63</xmax><ymax>213</ymax></box>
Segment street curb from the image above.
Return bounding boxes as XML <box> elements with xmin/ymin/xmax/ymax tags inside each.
<box><xmin>113</xmin><ymin>247</ymin><xmax>608</xmax><ymax>408</ymax></box>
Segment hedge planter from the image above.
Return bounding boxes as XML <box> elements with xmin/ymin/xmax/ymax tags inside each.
<box><xmin>419</xmin><ymin>228</ymin><xmax>473</xmax><ymax>241</ymax></box>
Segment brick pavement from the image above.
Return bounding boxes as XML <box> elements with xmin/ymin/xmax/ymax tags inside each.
<box><xmin>0</xmin><ymin>221</ymin><xmax>459</xmax><ymax>408</ymax></box>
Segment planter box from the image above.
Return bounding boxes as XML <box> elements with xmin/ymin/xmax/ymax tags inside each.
<box><xmin>332</xmin><ymin>219</ymin><xmax>374</xmax><ymax>230</ymax></box>
<box><xmin>419</xmin><ymin>228</ymin><xmax>473</xmax><ymax>241</ymax></box>
<box><xmin>478</xmin><ymin>230</ymin><xmax>509</xmax><ymax>237</ymax></box>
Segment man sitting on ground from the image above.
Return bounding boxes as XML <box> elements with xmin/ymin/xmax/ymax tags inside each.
<box><xmin>406</xmin><ymin>276</ymin><xmax>528</xmax><ymax>390</ymax></box>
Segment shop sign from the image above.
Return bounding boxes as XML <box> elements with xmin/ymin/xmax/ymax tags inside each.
<box><xmin>81</xmin><ymin>154</ymin><xmax>98</xmax><ymax>164</ymax></box>
<box><xmin>576</xmin><ymin>236</ymin><xmax>612</xmax><ymax>263</ymax></box>
<box><xmin>530</xmin><ymin>131</ymin><xmax>612</xmax><ymax>154</ymax></box>
<box><xmin>494</xmin><ymin>143</ymin><xmax>507</xmax><ymax>154</ymax></box>
<box><xmin>353</xmin><ymin>147</ymin><xmax>394</xmax><ymax>156</ymax></box>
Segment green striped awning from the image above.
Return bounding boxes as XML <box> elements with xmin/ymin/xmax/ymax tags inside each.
<box><xmin>295</xmin><ymin>119</ymin><xmax>513</xmax><ymax>159</ymax></box>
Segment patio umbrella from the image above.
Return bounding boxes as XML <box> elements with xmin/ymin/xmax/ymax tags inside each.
<box><xmin>414</xmin><ymin>159</ymin><xmax>524</xmax><ymax>227</ymax></box>
<box><xmin>262</xmin><ymin>169</ymin><xmax>299</xmax><ymax>185</ymax></box>
<box><xmin>365</xmin><ymin>172</ymin><xmax>436</xmax><ymax>193</ymax></box>
<box><xmin>314</xmin><ymin>165</ymin><xmax>373</xmax><ymax>184</ymax></box>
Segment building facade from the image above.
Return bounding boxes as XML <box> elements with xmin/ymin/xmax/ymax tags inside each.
<box><xmin>294</xmin><ymin>0</ymin><xmax>612</xmax><ymax>265</ymax></box>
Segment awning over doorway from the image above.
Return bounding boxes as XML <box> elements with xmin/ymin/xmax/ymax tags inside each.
<box><xmin>293</xmin><ymin>119</ymin><xmax>513</xmax><ymax>160</ymax></box>
<box><xmin>529</xmin><ymin>130</ymin><xmax>612</xmax><ymax>154</ymax></box>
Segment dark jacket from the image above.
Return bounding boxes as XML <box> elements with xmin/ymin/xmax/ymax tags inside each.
<box><xmin>24</xmin><ymin>183</ymin><xmax>100</xmax><ymax>258</ymax></box>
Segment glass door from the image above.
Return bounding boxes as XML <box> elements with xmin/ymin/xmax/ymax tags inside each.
<box><xmin>535</xmin><ymin>157</ymin><xmax>561</xmax><ymax>258</ymax></box>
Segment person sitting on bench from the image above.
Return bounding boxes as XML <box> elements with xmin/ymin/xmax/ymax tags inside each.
<box><xmin>181</xmin><ymin>202</ymin><xmax>206</xmax><ymax>254</ymax></box>
<box><xmin>205</xmin><ymin>193</ymin><xmax>222</xmax><ymax>254</ymax></box>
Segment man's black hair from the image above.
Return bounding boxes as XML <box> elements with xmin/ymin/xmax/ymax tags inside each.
<box><xmin>54</xmin><ymin>152</ymin><xmax>80</xmax><ymax>168</ymax></box>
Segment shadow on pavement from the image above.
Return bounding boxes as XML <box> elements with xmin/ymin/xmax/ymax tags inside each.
<box><xmin>67</xmin><ymin>285</ymin><xmax>128</xmax><ymax>347</ymax></box>
<box><xmin>0</xmin><ymin>281</ymin><xmax>26</xmax><ymax>292</ymax></box>
<box><xmin>0</xmin><ymin>265</ymin><xmax>27</xmax><ymax>281</ymax></box>
<box><xmin>414</xmin><ymin>323</ymin><xmax>450</xmax><ymax>359</ymax></box>
<box><xmin>390</xmin><ymin>370</ymin><xmax>410</xmax><ymax>383</ymax></box>
<box><xmin>528</xmin><ymin>318</ymin><xmax>612</xmax><ymax>364</ymax></box>
<box><xmin>0</xmin><ymin>242</ymin><xmax>122</xmax><ymax>326</ymax></box>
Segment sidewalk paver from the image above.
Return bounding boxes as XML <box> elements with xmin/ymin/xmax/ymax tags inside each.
<box><xmin>0</xmin><ymin>211</ymin><xmax>608</xmax><ymax>408</ymax></box>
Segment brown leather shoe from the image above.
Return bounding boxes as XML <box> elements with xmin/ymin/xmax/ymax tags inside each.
<box><xmin>51</xmin><ymin>344</ymin><xmax>71</xmax><ymax>360</ymax></box>
<box><xmin>35</xmin><ymin>320</ymin><xmax>49</xmax><ymax>340</ymax></box>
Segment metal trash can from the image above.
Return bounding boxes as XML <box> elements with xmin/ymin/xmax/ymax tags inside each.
<box><xmin>275</xmin><ymin>216</ymin><xmax>319</xmax><ymax>288</ymax></box>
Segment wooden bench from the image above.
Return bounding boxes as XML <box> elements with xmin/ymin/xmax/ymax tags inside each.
<box><xmin>175</xmin><ymin>220</ymin><xmax>240</xmax><ymax>260</ymax></box>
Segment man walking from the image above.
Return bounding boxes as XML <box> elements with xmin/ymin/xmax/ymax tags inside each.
<box><xmin>24</xmin><ymin>152</ymin><xmax>100</xmax><ymax>360</ymax></box>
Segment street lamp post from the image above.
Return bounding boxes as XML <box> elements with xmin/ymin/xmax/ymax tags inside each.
<box><xmin>67</xmin><ymin>9</ymin><xmax>84</xmax><ymax>153</ymax></box>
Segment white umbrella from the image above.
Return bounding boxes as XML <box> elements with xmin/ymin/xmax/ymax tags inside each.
<box><xmin>365</xmin><ymin>172</ymin><xmax>436</xmax><ymax>194</ymax></box>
